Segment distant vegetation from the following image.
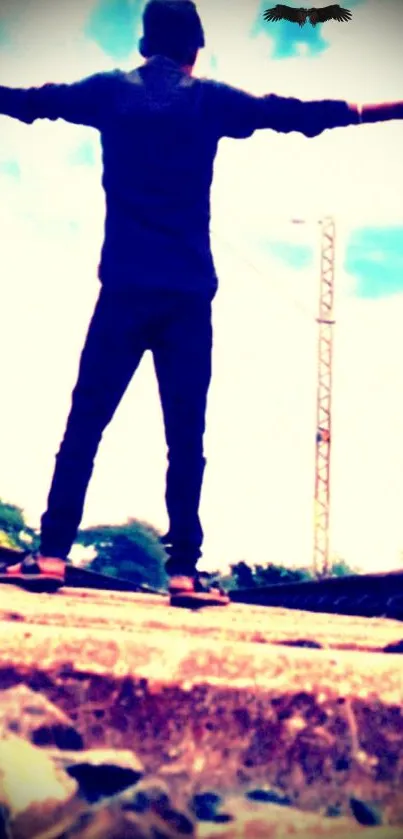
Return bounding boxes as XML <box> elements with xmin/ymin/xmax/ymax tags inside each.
<box><xmin>0</xmin><ymin>500</ymin><xmax>37</xmax><ymax>552</ymax></box>
<box><xmin>0</xmin><ymin>498</ymin><xmax>357</xmax><ymax>590</ymax></box>
<box><xmin>76</xmin><ymin>520</ymin><xmax>169</xmax><ymax>591</ymax></box>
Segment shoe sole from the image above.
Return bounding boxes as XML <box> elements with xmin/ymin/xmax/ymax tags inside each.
<box><xmin>170</xmin><ymin>592</ymin><xmax>230</xmax><ymax>609</ymax></box>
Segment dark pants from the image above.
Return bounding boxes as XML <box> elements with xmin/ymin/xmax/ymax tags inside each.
<box><xmin>40</xmin><ymin>286</ymin><xmax>212</xmax><ymax>577</ymax></box>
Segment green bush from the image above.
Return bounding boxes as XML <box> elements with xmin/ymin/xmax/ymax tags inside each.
<box><xmin>0</xmin><ymin>499</ymin><xmax>36</xmax><ymax>551</ymax></box>
<box><xmin>76</xmin><ymin>518</ymin><xmax>169</xmax><ymax>590</ymax></box>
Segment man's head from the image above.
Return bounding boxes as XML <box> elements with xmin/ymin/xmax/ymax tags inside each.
<box><xmin>139</xmin><ymin>0</ymin><xmax>205</xmax><ymax>70</ymax></box>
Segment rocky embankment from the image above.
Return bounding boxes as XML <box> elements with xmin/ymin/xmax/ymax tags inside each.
<box><xmin>0</xmin><ymin>585</ymin><xmax>403</xmax><ymax>838</ymax></box>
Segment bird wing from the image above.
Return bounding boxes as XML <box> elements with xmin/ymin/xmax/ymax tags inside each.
<box><xmin>313</xmin><ymin>4</ymin><xmax>352</xmax><ymax>22</ymax></box>
<box><xmin>263</xmin><ymin>4</ymin><xmax>303</xmax><ymax>23</ymax></box>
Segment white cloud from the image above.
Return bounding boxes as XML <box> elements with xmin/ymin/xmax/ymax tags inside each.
<box><xmin>0</xmin><ymin>0</ymin><xmax>403</xmax><ymax>574</ymax></box>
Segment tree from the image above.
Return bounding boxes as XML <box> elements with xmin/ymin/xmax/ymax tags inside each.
<box><xmin>230</xmin><ymin>560</ymin><xmax>257</xmax><ymax>589</ymax></box>
<box><xmin>328</xmin><ymin>556</ymin><xmax>356</xmax><ymax>577</ymax></box>
<box><xmin>0</xmin><ymin>499</ymin><xmax>36</xmax><ymax>551</ymax></box>
<box><xmin>253</xmin><ymin>563</ymin><xmax>312</xmax><ymax>585</ymax></box>
<box><xmin>226</xmin><ymin>559</ymin><xmax>313</xmax><ymax>590</ymax></box>
<box><xmin>76</xmin><ymin>518</ymin><xmax>169</xmax><ymax>590</ymax></box>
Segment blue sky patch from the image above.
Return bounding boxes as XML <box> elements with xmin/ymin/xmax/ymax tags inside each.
<box><xmin>0</xmin><ymin>21</ymin><xmax>9</xmax><ymax>48</ymax></box>
<box><xmin>85</xmin><ymin>0</ymin><xmax>143</xmax><ymax>61</ymax></box>
<box><xmin>68</xmin><ymin>141</ymin><xmax>96</xmax><ymax>167</ymax></box>
<box><xmin>262</xmin><ymin>239</ymin><xmax>313</xmax><ymax>269</ymax></box>
<box><xmin>0</xmin><ymin>160</ymin><xmax>20</xmax><ymax>178</ymax></box>
<box><xmin>345</xmin><ymin>227</ymin><xmax>403</xmax><ymax>298</ymax></box>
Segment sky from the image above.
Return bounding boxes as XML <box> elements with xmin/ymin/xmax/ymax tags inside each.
<box><xmin>0</xmin><ymin>0</ymin><xmax>403</xmax><ymax>574</ymax></box>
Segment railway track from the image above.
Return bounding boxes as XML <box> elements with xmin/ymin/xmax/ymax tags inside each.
<box><xmin>1</xmin><ymin>546</ymin><xmax>402</xmax><ymax>621</ymax></box>
<box><xmin>232</xmin><ymin>569</ymin><xmax>403</xmax><ymax>621</ymax></box>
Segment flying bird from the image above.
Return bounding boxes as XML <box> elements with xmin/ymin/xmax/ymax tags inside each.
<box><xmin>263</xmin><ymin>4</ymin><xmax>352</xmax><ymax>26</ymax></box>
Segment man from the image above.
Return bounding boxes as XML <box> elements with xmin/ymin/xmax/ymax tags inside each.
<box><xmin>0</xmin><ymin>0</ymin><xmax>402</xmax><ymax>605</ymax></box>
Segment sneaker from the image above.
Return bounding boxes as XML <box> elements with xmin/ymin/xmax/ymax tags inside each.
<box><xmin>0</xmin><ymin>554</ymin><xmax>66</xmax><ymax>592</ymax></box>
<box><xmin>169</xmin><ymin>575</ymin><xmax>230</xmax><ymax>609</ymax></box>
<box><xmin>168</xmin><ymin>575</ymin><xmax>196</xmax><ymax>595</ymax></box>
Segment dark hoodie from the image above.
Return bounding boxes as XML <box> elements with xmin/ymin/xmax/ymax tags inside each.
<box><xmin>0</xmin><ymin>57</ymin><xmax>361</xmax><ymax>296</ymax></box>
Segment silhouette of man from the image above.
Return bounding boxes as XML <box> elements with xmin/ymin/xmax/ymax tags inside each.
<box><xmin>0</xmin><ymin>0</ymin><xmax>402</xmax><ymax>604</ymax></box>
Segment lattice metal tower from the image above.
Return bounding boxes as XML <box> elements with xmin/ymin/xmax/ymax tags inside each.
<box><xmin>313</xmin><ymin>217</ymin><xmax>336</xmax><ymax>578</ymax></box>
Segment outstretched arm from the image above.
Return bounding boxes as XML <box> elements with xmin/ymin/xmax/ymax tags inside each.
<box><xmin>359</xmin><ymin>101</ymin><xmax>403</xmax><ymax>125</ymax></box>
<box><xmin>208</xmin><ymin>81</ymin><xmax>403</xmax><ymax>139</ymax></box>
<box><xmin>0</xmin><ymin>72</ymin><xmax>116</xmax><ymax>129</ymax></box>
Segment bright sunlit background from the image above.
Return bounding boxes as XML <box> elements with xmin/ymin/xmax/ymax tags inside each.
<box><xmin>0</xmin><ymin>0</ymin><xmax>403</xmax><ymax>573</ymax></box>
